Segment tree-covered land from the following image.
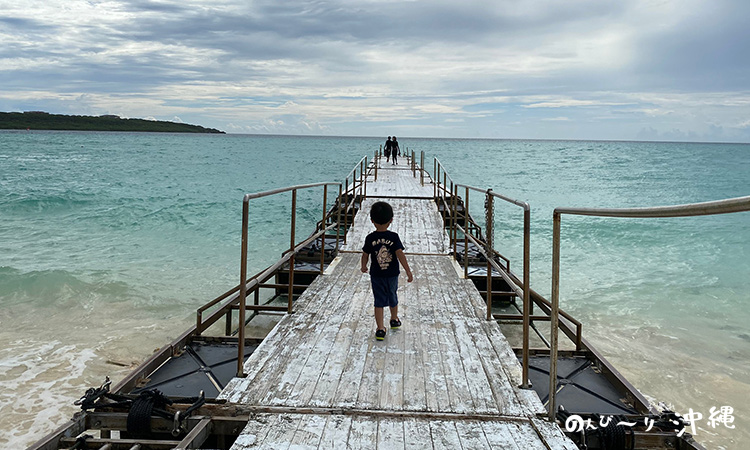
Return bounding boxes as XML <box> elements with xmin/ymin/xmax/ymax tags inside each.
<box><xmin>0</xmin><ymin>112</ymin><xmax>225</xmax><ymax>133</ymax></box>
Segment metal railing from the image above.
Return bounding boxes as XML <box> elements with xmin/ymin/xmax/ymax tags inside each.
<box><xmin>190</xmin><ymin>181</ymin><xmax>342</xmax><ymax>378</ymax></box>
<box><xmin>341</xmin><ymin>155</ymin><xmax>369</xmax><ymax>242</ymax></box>
<box><xmin>433</xmin><ymin>158</ymin><xmax>534</xmax><ymax>388</ymax></box>
<box><xmin>237</xmin><ymin>181</ymin><xmax>343</xmax><ymax>377</ymax></box>
<box><xmin>458</xmin><ymin>184</ymin><xmax>532</xmax><ymax>388</ymax></box>
<box><xmin>548</xmin><ymin>194</ymin><xmax>750</xmax><ymax>420</ymax></box>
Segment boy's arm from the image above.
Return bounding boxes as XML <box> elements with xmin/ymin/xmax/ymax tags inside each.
<box><xmin>360</xmin><ymin>252</ymin><xmax>369</xmax><ymax>273</ymax></box>
<box><xmin>395</xmin><ymin>249</ymin><xmax>413</xmax><ymax>282</ymax></box>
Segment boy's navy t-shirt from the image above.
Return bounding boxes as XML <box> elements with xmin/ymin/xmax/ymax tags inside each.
<box><xmin>362</xmin><ymin>230</ymin><xmax>404</xmax><ymax>278</ymax></box>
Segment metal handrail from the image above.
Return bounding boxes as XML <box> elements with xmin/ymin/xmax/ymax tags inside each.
<box><xmin>433</xmin><ymin>158</ymin><xmax>457</xmax><ymax>201</ymax></box>
<box><xmin>238</xmin><ymin>181</ymin><xmax>342</xmax><ymax>377</ymax></box>
<box><xmin>455</xmin><ymin>183</ymin><xmax>532</xmax><ymax>389</ymax></box>
<box><xmin>548</xmin><ymin>194</ymin><xmax>750</xmax><ymax>421</ymax></box>
<box><xmin>431</xmin><ymin>158</ymin><xmax>534</xmax><ymax>389</ymax></box>
<box><xmin>341</xmin><ymin>155</ymin><xmax>373</xmax><ymax>243</ymax></box>
<box><xmin>420</xmin><ymin>151</ymin><xmax>425</xmax><ymax>186</ymax></box>
<box><xmin>343</xmin><ymin>155</ymin><xmax>368</xmax><ymax>198</ymax></box>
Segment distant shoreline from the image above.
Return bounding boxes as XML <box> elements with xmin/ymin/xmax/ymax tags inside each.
<box><xmin>0</xmin><ymin>111</ymin><xmax>225</xmax><ymax>134</ymax></box>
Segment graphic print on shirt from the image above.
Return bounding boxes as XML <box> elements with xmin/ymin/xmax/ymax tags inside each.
<box><xmin>376</xmin><ymin>246</ymin><xmax>392</xmax><ymax>270</ymax></box>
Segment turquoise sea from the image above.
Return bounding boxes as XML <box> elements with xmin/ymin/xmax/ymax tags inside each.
<box><xmin>1</xmin><ymin>131</ymin><xmax>748</xmax><ymax>449</ymax></box>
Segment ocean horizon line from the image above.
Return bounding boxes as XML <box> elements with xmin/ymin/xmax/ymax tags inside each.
<box><xmin>4</xmin><ymin>128</ymin><xmax>750</xmax><ymax>145</ymax></box>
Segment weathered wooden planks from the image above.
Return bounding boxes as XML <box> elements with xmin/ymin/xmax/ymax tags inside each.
<box><xmin>366</xmin><ymin>165</ymin><xmax>434</xmax><ymax>199</ymax></box>
<box><xmin>230</xmin><ymin>412</ymin><xmax>578</xmax><ymax>449</ymax></box>
<box><xmin>341</xmin><ymin>197</ymin><xmax>450</xmax><ymax>255</ymax></box>
<box><xmin>221</xmin><ymin>254</ymin><xmax>534</xmax><ymax>416</ymax></box>
<box><xmin>220</xmin><ymin>162</ymin><xmax>576</xmax><ymax>449</ymax></box>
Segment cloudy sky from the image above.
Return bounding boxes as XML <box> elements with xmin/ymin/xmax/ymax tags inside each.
<box><xmin>1</xmin><ymin>0</ymin><xmax>749</xmax><ymax>141</ymax></box>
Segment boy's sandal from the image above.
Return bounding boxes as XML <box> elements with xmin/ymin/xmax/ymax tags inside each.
<box><xmin>390</xmin><ymin>318</ymin><xmax>402</xmax><ymax>329</ymax></box>
<box><xmin>375</xmin><ymin>329</ymin><xmax>387</xmax><ymax>340</ymax></box>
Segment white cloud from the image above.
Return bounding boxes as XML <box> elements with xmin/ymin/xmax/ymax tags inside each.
<box><xmin>0</xmin><ymin>0</ymin><xmax>748</xmax><ymax>140</ymax></box>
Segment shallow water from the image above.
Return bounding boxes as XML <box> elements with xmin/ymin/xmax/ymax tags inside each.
<box><xmin>1</xmin><ymin>132</ymin><xmax>748</xmax><ymax>448</ymax></box>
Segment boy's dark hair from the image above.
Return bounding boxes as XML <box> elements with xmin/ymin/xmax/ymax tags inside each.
<box><xmin>370</xmin><ymin>201</ymin><xmax>393</xmax><ymax>225</ymax></box>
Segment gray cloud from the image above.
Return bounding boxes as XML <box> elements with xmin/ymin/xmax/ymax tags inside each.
<box><xmin>631</xmin><ymin>1</ymin><xmax>750</xmax><ymax>91</ymax></box>
<box><xmin>0</xmin><ymin>0</ymin><xmax>748</xmax><ymax>141</ymax></box>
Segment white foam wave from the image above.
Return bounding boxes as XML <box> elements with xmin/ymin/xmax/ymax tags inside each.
<box><xmin>0</xmin><ymin>340</ymin><xmax>97</xmax><ymax>448</ymax></box>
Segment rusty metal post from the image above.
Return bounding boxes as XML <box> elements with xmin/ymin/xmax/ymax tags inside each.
<box><xmin>442</xmin><ymin>170</ymin><xmax>446</xmax><ymax>199</ymax></box>
<box><xmin>451</xmin><ymin>182</ymin><xmax>457</xmax><ymax>257</ymax></box>
<box><xmin>364</xmin><ymin>156</ymin><xmax>368</xmax><ymax>198</ymax></box>
<box><xmin>225</xmin><ymin>309</ymin><xmax>232</xmax><ymax>336</ymax></box>
<box><xmin>336</xmin><ymin>184</ymin><xmax>342</xmax><ymax>252</ymax></box>
<box><xmin>374</xmin><ymin>149</ymin><xmax>378</xmax><ymax>181</ymax></box>
<box><xmin>433</xmin><ymin>159</ymin><xmax>437</xmax><ymax>199</ymax></box>
<box><xmin>485</xmin><ymin>190</ymin><xmax>494</xmax><ymax>321</ymax></box>
<box><xmin>288</xmin><ymin>189</ymin><xmax>297</xmax><ymax>314</ymax></box>
<box><xmin>420</xmin><ymin>151</ymin><xmax>425</xmax><ymax>186</ymax></box>
<box><xmin>549</xmin><ymin>210</ymin><xmax>561</xmax><ymax>420</ymax></box>
<box><xmin>521</xmin><ymin>205</ymin><xmax>531</xmax><ymax>389</ymax></box>
<box><xmin>237</xmin><ymin>197</ymin><xmax>249</xmax><ymax>377</ymax></box>
<box><xmin>464</xmin><ymin>186</ymin><xmax>469</xmax><ymax>278</ymax></box>
<box><xmin>343</xmin><ymin>178</ymin><xmax>349</xmax><ymax>244</ymax></box>
<box><xmin>321</xmin><ymin>185</ymin><xmax>328</xmax><ymax>274</ymax></box>
<box><xmin>440</xmin><ymin>167</ymin><xmax>448</xmax><ymax>224</ymax></box>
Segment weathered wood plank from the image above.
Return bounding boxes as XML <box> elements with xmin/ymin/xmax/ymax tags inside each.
<box><xmin>365</xmin><ymin>165</ymin><xmax>433</xmax><ymax>199</ymax></box>
<box><xmin>380</xmin><ymin>290</ymin><xmax>406</xmax><ymax>411</ymax></box>
<box><xmin>424</xmin><ymin>265</ymin><xmax>476</xmax><ymax>414</ymax></box>
<box><xmin>278</xmin><ymin>267</ymin><xmax>364</xmax><ymax>407</ymax></box>
<box><xmin>222</xmin><ymin>165</ymin><xmax>577</xmax><ymax>449</ymax></box>
<box><xmin>346</xmin><ymin>416</ymin><xmax>378</xmax><ymax>448</ymax></box>
<box><xmin>413</xmin><ymin>258</ymin><xmax>452</xmax><ymax>413</ymax></box>
<box><xmin>331</xmin><ymin>276</ymin><xmax>376</xmax><ymax>408</ymax></box>
<box><xmin>454</xmin><ymin>278</ymin><xmax>545</xmax><ymax>414</ymax></box>
<box><xmin>377</xmin><ymin>417</ymin><xmax>406</xmax><ymax>449</ymax></box>
<box><xmin>404</xmin><ymin>417</ymin><xmax>433</xmax><ymax>450</ymax></box>
<box><xmin>429</xmin><ymin>419</ymin><xmax>463</xmax><ymax>450</ymax></box>
<box><xmin>480</xmin><ymin>420</ymin><xmax>522</xmax><ymax>449</ymax></box>
<box><xmin>356</xmin><ymin>326</ymin><xmax>387</xmax><ymax>409</ymax></box>
<box><xmin>220</xmin><ymin>262</ymin><xmax>348</xmax><ymax>403</ymax></box>
<box><xmin>455</xmin><ymin>420</ymin><xmax>492</xmax><ymax>449</ymax></box>
<box><xmin>230</xmin><ymin>415</ymin><xmax>274</xmax><ymax>449</ymax></box>
<box><xmin>426</xmin><ymin>258</ymin><xmax>502</xmax><ymax>415</ymax></box>
<box><xmin>288</xmin><ymin>414</ymin><xmax>327</xmax><ymax>449</ymax></box>
<box><xmin>256</xmin><ymin>413</ymin><xmax>302</xmax><ymax>450</ymax></box>
<box><xmin>306</xmin><ymin>276</ymin><xmax>369</xmax><ymax>408</ymax></box>
<box><xmin>341</xmin><ymin>198</ymin><xmax>449</xmax><ymax>255</ymax></box>
<box><xmin>506</xmin><ymin>421</ymin><xmax>549</xmax><ymax>450</ymax></box>
<box><xmin>317</xmin><ymin>415</ymin><xmax>353</xmax><ymax>450</ymax></box>
<box><xmin>401</xmin><ymin>279</ymin><xmax>428</xmax><ymax>412</ymax></box>
<box><xmin>530</xmin><ymin>416</ymin><xmax>581</xmax><ymax>450</ymax></box>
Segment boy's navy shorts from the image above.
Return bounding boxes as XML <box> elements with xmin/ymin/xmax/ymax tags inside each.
<box><xmin>371</xmin><ymin>275</ymin><xmax>399</xmax><ymax>308</ymax></box>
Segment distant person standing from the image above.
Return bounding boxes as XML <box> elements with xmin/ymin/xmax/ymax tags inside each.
<box><xmin>391</xmin><ymin>136</ymin><xmax>400</xmax><ymax>165</ymax></box>
<box><xmin>384</xmin><ymin>136</ymin><xmax>392</xmax><ymax>162</ymax></box>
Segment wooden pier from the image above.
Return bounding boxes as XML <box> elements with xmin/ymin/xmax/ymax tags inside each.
<box><xmin>219</xmin><ymin>160</ymin><xmax>577</xmax><ymax>449</ymax></box>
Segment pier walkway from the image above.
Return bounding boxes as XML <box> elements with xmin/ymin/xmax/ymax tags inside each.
<box><xmin>220</xmin><ymin>161</ymin><xmax>576</xmax><ymax>449</ymax></box>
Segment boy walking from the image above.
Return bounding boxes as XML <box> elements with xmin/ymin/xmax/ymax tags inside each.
<box><xmin>361</xmin><ymin>201</ymin><xmax>413</xmax><ymax>340</ymax></box>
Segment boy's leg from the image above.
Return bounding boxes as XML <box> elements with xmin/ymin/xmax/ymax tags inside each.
<box><xmin>374</xmin><ymin>307</ymin><xmax>385</xmax><ymax>330</ymax></box>
<box><xmin>389</xmin><ymin>305</ymin><xmax>399</xmax><ymax>322</ymax></box>
<box><xmin>388</xmin><ymin>276</ymin><xmax>401</xmax><ymax>328</ymax></box>
<box><xmin>389</xmin><ymin>305</ymin><xmax>401</xmax><ymax>328</ymax></box>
